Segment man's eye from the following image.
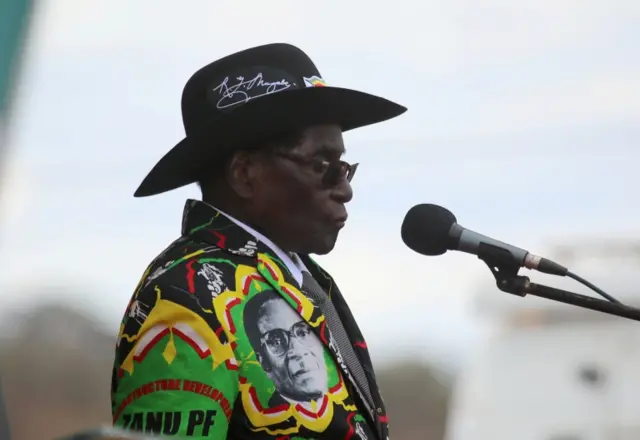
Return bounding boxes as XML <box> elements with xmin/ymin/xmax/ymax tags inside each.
<box><xmin>312</xmin><ymin>160</ymin><xmax>330</xmax><ymax>173</ymax></box>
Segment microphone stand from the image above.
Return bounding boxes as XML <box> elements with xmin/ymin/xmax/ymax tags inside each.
<box><xmin>477</xmin><ymin>243</ymin><xmax>640</xmax><ymax>322</ymax></box>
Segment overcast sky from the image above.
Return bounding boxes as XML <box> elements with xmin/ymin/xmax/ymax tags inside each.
<box><xmin>0</xmin><ymin>0</ymin><xmax>638</xmax><ymax>369</ymax></box>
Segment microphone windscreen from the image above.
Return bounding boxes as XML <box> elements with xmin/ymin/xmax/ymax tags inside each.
<box><xmin>401</xmin><ymin>204</ymin><xmax>457</xmax><ymax>256</ymax></box>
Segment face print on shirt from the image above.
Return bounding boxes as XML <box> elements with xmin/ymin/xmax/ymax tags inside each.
<box><xmin>244</xmin><ymin>291</ymin><xmax>329</xmax><ymax>403</ymax></box>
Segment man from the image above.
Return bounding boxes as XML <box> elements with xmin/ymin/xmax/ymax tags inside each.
<box><xmin>111</xmin><ymin>43</ymin><xmax>407</xmax><ymax>440</ymax></box>
<box><xmin>243</xmin><ymin>291</ymin><xmax>329</xmax><ymax>406</ymax></box>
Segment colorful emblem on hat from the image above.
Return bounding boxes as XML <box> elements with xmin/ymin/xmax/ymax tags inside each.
<box><xmin>303</xmin><ymin>75</ymin><xmax>327</xmax><ymax>88</ymax></box>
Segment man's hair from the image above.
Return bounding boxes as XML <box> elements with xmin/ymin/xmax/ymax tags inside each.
<box><xmin>196</xmin><ymin>130</ymin><xmax>305</xmax><ymax>199</ymax></box>
<box><xmin>243</xmin><ymin>290</ymin><xmax>283</xmax><ymax>354</ymax></box>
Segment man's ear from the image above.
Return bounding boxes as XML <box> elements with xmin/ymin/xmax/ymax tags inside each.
<box><xmin>256</xmin><ymin>351</ymin><xmax>272</xmax><ymax>372</ymax></box>
<box><xmin>227</xmin><ymin>151</ymin><xmax>261</xmax><ymax>199</ymax></box>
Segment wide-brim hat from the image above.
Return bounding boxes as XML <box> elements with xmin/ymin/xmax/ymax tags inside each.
<box><xmin>134</xmin><ymin>43</ymin><xmax>407</xmax><ymax>197</ymax></box>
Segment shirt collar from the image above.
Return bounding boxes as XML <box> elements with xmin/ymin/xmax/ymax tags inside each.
<box><xmin>182</xmin><ymin>199</ymin><xmax>307</xmax><ymax>285</ymax></box>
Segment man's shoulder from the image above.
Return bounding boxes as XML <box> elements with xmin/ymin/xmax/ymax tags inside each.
<box><xmin>114</xmin><ymin>236</ymin><xmax>252</xmax><ymax>372</ymax></box>
<box><xmin>137</xmin><ymin>236</ymin><xmax>254</xmax><ymax>295</ymax></box>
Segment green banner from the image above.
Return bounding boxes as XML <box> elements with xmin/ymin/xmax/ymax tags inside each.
<box><xmin>0</xmin><ymin>0</ymin><xmax>34</xmax><ymax>119</ymax></box>
<box><xmin>0</xmin><ymin>1</ymin><xmax>35</xmax><ymax>436</ymax></box>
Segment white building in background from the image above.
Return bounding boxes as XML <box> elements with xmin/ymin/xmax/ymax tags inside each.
<box><xmin>446</xmin><ymin>241</ymin><xmax>640</xmax><ymax>440</ymax></box>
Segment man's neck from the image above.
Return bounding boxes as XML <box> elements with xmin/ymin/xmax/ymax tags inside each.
<box><xmin>204</xmin><ymin>198</ymin><xmax>265</xmax><ymax>237</ymax></box>
<box><xmin>202</xmin><ymin>201</ymin><xmax>308</xmax><ymax>284</ymax></box>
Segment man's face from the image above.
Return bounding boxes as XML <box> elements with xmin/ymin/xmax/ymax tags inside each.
<box><xmin>257</xmin><ymin>298</ymin><xmax>329</xmax><ymax>402</ymax></box>
<box><xmin>248</xmin><ymin>124</ymin><xmax>354</xmax><ymax>255</ymax></box>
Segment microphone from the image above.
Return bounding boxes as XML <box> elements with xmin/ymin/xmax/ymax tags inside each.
<box><xmin>400</xmin><ymin>203</ymin><xmax>568</xmax><ymax>277</ymax></box>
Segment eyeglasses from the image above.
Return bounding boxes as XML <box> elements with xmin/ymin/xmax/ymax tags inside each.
<box><xmin>272</xmin><ymin>151</ymin><xmax>359</xmax><ymax>186</ymax></box>
<box><xmin>260</xmin><ymin>321</ymin><xmax>316</xmax><ymax>357</ymax></box>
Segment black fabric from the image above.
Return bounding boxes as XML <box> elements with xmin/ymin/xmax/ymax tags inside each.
<box><xmin>301</xmin><ymin>271</ymin><xmax>375</xmax><ymax>418</ymax></box>
<box><xmin>298</xmin><ymin>255</ymin><xmax>389</xmax><ymax>440</ymax></box>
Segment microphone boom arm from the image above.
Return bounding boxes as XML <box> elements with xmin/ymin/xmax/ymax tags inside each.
<box><xmin>477</xmin><ymin>243</ymin><xmax>640</xmax><ymax>323</ymax></box>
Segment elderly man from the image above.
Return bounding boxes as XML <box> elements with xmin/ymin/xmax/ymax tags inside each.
<box><xmin>111</xmin><ymin>43</ymin><xmax>406</xmax><ymax>440</ymax></box>
<box><xmin>243</xmin><ymin>290</ymin><xmax>330</xmax><ymax>407</ymax></box>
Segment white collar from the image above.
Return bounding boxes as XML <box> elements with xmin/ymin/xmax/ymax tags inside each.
<box><xmin>204</xmin><ymin>202</ymin><xmax>308</xmax><ymax>286</ymax></box>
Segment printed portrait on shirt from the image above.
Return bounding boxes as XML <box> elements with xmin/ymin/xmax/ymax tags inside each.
<box><xmin>243</xmin><ymin>290</ymin><xmax>329</xmax><ymax>406</ymax></box>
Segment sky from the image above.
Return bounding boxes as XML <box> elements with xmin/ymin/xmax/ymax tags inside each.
<box><xmin>0</xmin><ymin>0</ymin><xmax>639</xmax><ymax>370</ymax></box>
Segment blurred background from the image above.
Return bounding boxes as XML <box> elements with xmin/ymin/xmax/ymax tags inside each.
<box><xmin>0</xmin><ymin>1</ymin><xmax>639</xmax><ymax>439</ymax></box>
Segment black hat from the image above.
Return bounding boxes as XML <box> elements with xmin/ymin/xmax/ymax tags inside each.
<box><xmin>134</xmin><ymin>43</ymin><xmax>407</xmax><ymax>197</ymax></box>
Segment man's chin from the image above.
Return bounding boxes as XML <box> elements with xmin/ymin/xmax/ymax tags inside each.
<box><xmin>293</xmin><ymin>377</ymin><xmax>328</xmax><ymax>396</ymax></box>
<box><xmin>308</xmin><ymin>234</ymin><xmax>339</xmax><ymax>256</ymax></box>
<box><xmin>291</xmin><ymin>387</ymin><xmax>324</xmax><ymax>402</ymax></box>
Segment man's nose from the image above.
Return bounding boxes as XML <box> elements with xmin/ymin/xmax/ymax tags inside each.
<box><xmin>286</xmin><ymin>336</ymin><xmax>309</xmax><ymax>358</ymax></box>
<box><xmin>331</xmin><ymin>178</ymin><xmax>353</xmax><ymax>204</ymax></box>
